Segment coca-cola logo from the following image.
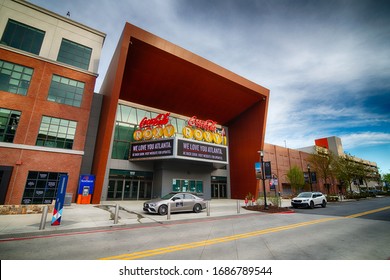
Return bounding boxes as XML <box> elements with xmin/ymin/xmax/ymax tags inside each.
<box><xmin>188</xmin><ymin>116</ymin><xmax>217</xmax><ymax>132</ymax></box>
<box><xmin>139</xmin><ymin>113</ymin><xmax>170</xmax><ymax>128</ymax></box>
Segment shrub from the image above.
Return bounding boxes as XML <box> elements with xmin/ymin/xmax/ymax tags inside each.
<box><xmin>257</xmin><ymin>195</ymin><xmax>280</xmax><ymax>207</ymax></box>
<box><xmin>327</xmin><ymin>196</ymin><xmax>339</xmax><ymax>202</ymax></box>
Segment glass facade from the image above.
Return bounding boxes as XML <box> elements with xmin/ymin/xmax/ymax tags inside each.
<box><xmin>47</xmin><ymin>75</ymin><xmax>85</xmax><ymax>107</ymax></box>
<box><xmin>57</xmin><ymin>39</ymin><xmax>92</xmax><ymax>70</ymax></box>
<box><xmin>112</xmin><ymin>103</ymin><xmax>194</xmax><ymax>160</ymax></box>
<box><xmin>0</xmin><ymin>60</ymin><xmax>33</xmax><ymax>95</ymax></box>
<box><xmin>112</xmin><ymin>105</ymin><xmax>159</xmax><ymax>159</ymax></box>
<box><xmin>0</xmin><ymin>108</ymin><xmax>21</xmax><ymax>143</ymax></box>
<box><xmin>36</xmin><ymin>116</ymin><xmax>77</xmax><ymax>149</ymax></box>
<box><xmin>112</xmin><ymin>105</ymin><xmax>137</xmax><ymax>159</ymax></box>
<box><xmin>22</xmin><ymin>171</ymin><xmax>67</xmax><ymax>204</ymax></box>
<box><xmin>0</xmin><ymin>19</ymin><xmax>44</xmax><ymax>55</ymax></box>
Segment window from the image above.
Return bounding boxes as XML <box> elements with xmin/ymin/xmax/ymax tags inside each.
<box><xmin>112</xmin><ymin>104</ymin><xmax>138</xmax><ymax>160</ymax></box>
<box><xmin>36</xmin><ymin>116</ymin><xmax>77</xmax><ymax>149</ymax></box>
<box><xmin>0</xmin><ymin>108</ymin><xmax>21</xmax><ymax>143</ymax></box>
<box><xmin>22</xmin><ymin>171</ymin><xmax>67</xmax><ymax>204</ymax></box>
<box><xmin>172</xmin><ymin>179</ymin><xmax>203</xmax><ymax>194</ymax></box>
<box><xmin>47</xmin><ymin>75</ymin><xmax>85</xmax><ymax>107</ymax></box>
<box><xmin>0</xmin><ymin>60</ymin><xmax>33</xmax><ymax>95</ymax></box>
<box><xmin>1</xmin><ymin>19</ymin><xmax>44</xmax><ymax>55</ymax></box>
<box><xmin>112</xmin><ymin>122</ymin><xmax>135</xmax><ymax>159</ymax></box>
<box><xmin>57</xmin><ymin>39</ymin><xmax>92</xmax><ymax>70</ymax></box>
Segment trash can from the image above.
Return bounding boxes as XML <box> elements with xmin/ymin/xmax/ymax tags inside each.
<box><xmin>64</xmin><ymin>193</ymin><xmax>73</xmax><ymax>206</ymax></box>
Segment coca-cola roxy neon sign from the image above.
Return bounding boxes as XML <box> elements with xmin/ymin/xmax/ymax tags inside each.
<box><xmin>133</xmin><ymin>112</ymin><xmax>226</xmax><ymax>145</ymax></box>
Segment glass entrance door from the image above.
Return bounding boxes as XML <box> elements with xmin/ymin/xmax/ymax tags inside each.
<box><xmin>107</xmin><ymin>179</ymin><xmax>124</xmax><ymax>200</ymax></box>
<box><xmin>211</xmin><ymin>176</ymin><xmax>227</xmax><ymax>199</ymax></box>
<box><xmin>123</xmin><ymin>180</ymin><xmax>138</xmax><ymax>199</ymax></box>
<box><xmin>139</xmin><ymin>180</ymin><xmax>152</xmax><ymax>200</ymax></box>
<box><xmin>211</xmin><ymin>183</ymin><xmax>227</xmax><ymax>198</ymax></box>
<box><xmin>107</xmin><ymin>170</ymin><xmax>153</xmax><ymax>200</ymax></box>
<box><xmin>107</xmin><ymin>179</ymin><xmax>152</xmax><ymax>200</ymax></box>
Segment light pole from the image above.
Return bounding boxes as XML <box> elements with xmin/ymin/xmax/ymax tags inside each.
<box><xmin>307</xmin><ymin>164</ymin><xmax>313</xmax><ymax>192</ymax></box>
<box><xmin>259</xmin><ymin>150</ymin><xmax>268</xmax><ymax>210</ymax></box>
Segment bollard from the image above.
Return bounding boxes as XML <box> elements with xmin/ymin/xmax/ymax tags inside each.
<box><xmin>237</xmin><ymin>200</ymin><xmax>240</xmax><ymax>213</ymax></box>
<box><xmin>114</xmin><ymin>204</ymin><xmax>119</xmax><ymax>224</ymax></box>
<box><xmin>39</xmin><ymin>205</ymin><xmax>49</xmax><ymax>230</ymax></box>
<box><xmin>167</xmin><ymin>202</ymin><xmax>171</xmax><ymax>220</ymax></box>
<box><xmin>207</xmin><ymin>201</ymin><xmax>210</xmax><ymax>216</ymax></box>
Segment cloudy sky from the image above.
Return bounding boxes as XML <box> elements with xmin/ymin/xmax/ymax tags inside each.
<box><xmin>29</xmin><ymin>0</ymin><xmax>390</xmax><ymax>174</ymax></box>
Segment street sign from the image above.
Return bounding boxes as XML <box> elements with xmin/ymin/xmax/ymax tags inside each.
<box><xmin>255</xmin><ymin>162</ymin><xmax>261</xmax><ymax>173</ymax></box>
<box><xmin>51</xmin><ymin>174</ymin><xmax>68</xmax><ymax>226</ymax></box>
<box><xmin>255</xmin><ymin>162</ymin><xmax>262</xmax><ymax>179</ymax></box>
<box><xmin>264</xmin><ymin>161</ymin><xmax>272</xmax><ymax>179</ymax></box>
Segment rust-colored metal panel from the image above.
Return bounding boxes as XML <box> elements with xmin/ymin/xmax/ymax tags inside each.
<box><xmin>229</xmin><ymin>100</ymin><xmax>268</xmax><ymax>199</ymax></box>
<box><xmin>315</xmin><ymin>138</ymin><xmax>329</xmax><ymax>149</ymax></box>
<box><xmin>91</xmin><ymin>25</ymin><xmax>132</xmax><ymax>204</ymax></box>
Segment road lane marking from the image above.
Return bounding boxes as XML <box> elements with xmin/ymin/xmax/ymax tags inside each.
<box><xmin>101</xmin><ymin>205</ymin><xmax>390</xmax><ymax>260</ymax></box>
<box><xmin>345</xmin><ymin>205</ymin><xmax>390</xmax><ymax>218</ymax></box>
<box><xmin>100</xmin><ymin>217</ymin><xmax>341</xmax><ymax>260</ymax></box>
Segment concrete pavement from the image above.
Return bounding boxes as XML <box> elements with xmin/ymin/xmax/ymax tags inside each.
<box><xmin>0</xmin><ymin>199</ymin><xmax>292</xmax><ymax>236</ymax></box>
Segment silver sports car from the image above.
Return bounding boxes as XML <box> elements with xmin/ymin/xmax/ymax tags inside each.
<box><xmin>143</xmin><ymin>192</ymin><xmax>207</xmax><ymax>215</ymax></box>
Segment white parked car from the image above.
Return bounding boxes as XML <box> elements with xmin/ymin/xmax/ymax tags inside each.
<box><xmin>291</xmin><ymin>192</ymin><xmax>327</xmax><ymax>209</ymax></box>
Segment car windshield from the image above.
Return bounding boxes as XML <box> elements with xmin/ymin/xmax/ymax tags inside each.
<box><xmin>297</xmin><ymin>192</ymin><xmax>312</xmax><ymax>198</ymax></box>
<box><xmin>161</xmin><ymin>193</ymin><xmax>176</xmax><ymax>200</ymax></box>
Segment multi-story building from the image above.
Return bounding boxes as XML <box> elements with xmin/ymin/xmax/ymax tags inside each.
<box><xmin>91</xmin><ymin>22</ymin><xmax>270</xmax><ymax>203</ymax></box>
<box><xmin>262</xmin><ymin>136</ymin><xmax>381</xmax><ymax>197</ymax></box>
<box><xmin>0</xmin><ymin>0</ymin><xmax>105</xmax><ymax>204</ymax></box>
<box><xmin>296</xmin><ymin>136</ymin><xmax>381</xmax><ymax>194</ymax></box>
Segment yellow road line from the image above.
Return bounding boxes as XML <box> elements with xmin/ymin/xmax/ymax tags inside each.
<box><xmin>101</xmin><ymin>205</ymin><xmax>390</xmax><ymax>260</ymax></box>
<box><xmin>100</xmin><ymin>217</ymin><xmax>340</xmax><ymax>260</ymax></box>
<box><xmin>345</xmin><ymin>205</ymin><xmax>390</xmax><ymax>219</ymax></box>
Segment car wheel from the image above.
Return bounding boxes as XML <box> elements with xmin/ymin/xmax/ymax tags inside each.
<box><xmin>309</xmin><ymin>201</ymin><xmax>315</xmax><ymax>209</ymax></box>
<box><xmin>321</xmin><ymin>200</ymin><xmax>327</xmax><ymax>208</ymax></box>
<box><xmin>158</xmin><ymin>205</ymin><xmax>168</xmax><ymax>215</ymax></box>
<box><xmin>193</xmin><ymin>203</ymin><xmax>202</xmax><ymax>213</ymax></box>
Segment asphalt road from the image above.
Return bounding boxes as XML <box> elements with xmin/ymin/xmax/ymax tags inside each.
<box><xmin>1</xmin><ymin>196</ymin><xmax>389</xmax><ymax>260</ymax></box>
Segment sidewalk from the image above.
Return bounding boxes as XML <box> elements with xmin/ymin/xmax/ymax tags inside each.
<box><xmin>0</xmin><ymin>199</ymin><xmax>292</xmax><ymax>236</ymax></box>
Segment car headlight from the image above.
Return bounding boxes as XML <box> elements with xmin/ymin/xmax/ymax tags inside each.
<box><xmin>149</xmin><ymin>203</ymin><xmax>156</xmax><ymax>207</ymax></box>
<box><xmin>302</xmin><ymin>199</ymin><xmax>309</xmax><ymax>202</ymax></box>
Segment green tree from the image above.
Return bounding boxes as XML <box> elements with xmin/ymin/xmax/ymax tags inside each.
<box><xmin>333</xmin><ymin>153</ymin><xmax>360</xmax><ymax>193</ymax></box>
<box><xmin>383</xmin><ymin>173</ymin><xmax>390</xmax><ymax>183</ymax></box>
<box><xmin>307</xmin><ymin>150</ymin><xmax>336</xmax><ymax>194</ymax></box>
<box><xmin>383</xmin><ymin>173</ymin><xmax>390</xmax><ymax>191</ymax></box>
<box><xmin>286</xmin><ymin>165</ymin><xmax>305</xmax><ymax>194</ymax></box>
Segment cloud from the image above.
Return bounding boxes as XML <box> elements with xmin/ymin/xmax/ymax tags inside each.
<box><xmin>340</xmin><ymin>132</ymin><xmax>390</xmax><ymax>149</ymax></box>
